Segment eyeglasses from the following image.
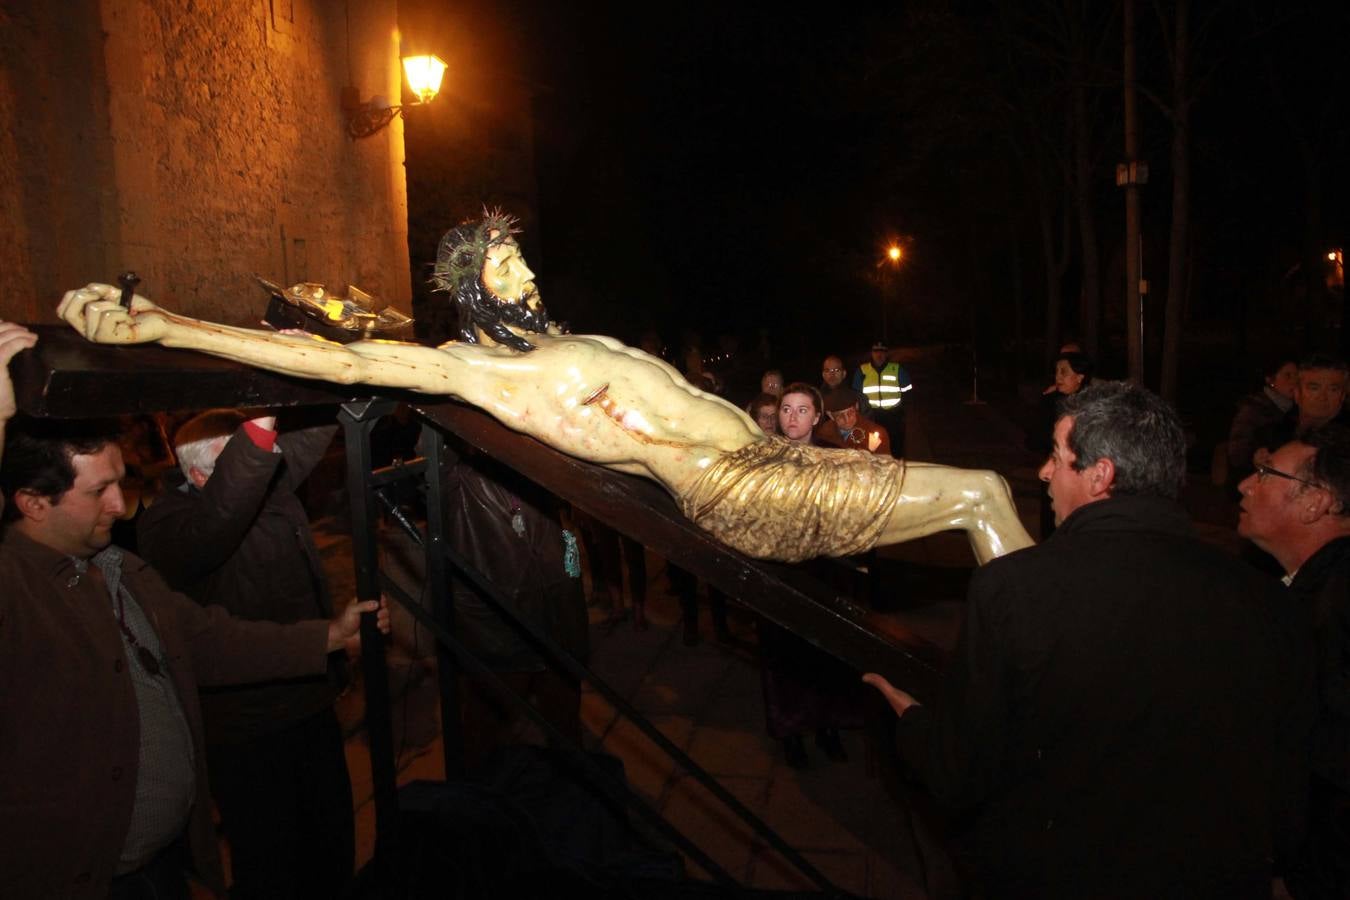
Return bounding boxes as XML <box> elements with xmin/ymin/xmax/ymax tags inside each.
<box><xmin>1254</xmin><ymin>463</ymin><xmax>1322</xmax><ymax>489</ymax></box>
<box><xmin>822</xmin><ymin>367</ymin><xmax>844</xmax><ymax>374</ymax></box>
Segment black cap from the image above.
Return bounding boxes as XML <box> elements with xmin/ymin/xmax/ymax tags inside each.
<box><xmin>824</xmin><ymin>387</ymin><xmax>863</xmax><ymax>413</ymax></box>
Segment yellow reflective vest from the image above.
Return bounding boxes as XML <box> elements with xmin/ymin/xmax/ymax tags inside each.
<box><xmin>857</xmin><ymin>362</ymin><xmax>912</xmax><ymax>411</ymax></box>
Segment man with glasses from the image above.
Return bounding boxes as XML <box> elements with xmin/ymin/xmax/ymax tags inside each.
<box><xmin>819</xmin><ymin>354</ymin><xmax>849</xmax><ymax>395</ymax></box>
<box><xmin>1238</xmin><ymin>425</ymin><xmax>1350</xmax><ymax>899</ymax></box>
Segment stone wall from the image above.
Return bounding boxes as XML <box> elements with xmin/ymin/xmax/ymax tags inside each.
<box><xmin>0</xmin><ymin>0</ymin><xmax>410</xmax><ymax>325</ymax></box>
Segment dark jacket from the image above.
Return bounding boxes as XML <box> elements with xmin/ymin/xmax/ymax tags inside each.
<box><xmin>137</xmin><ymin>422</ymin><xmax>341</xmax><ymax>744</ymax></box>
<box><xmin>1227</xmin><ymin>387</ymin><xmax>1292</xmax><ymax>481</ymax></box>
<box><xmin>0</xmin><ymin>528</ymin><xmax>330</xmax><ymax>898</ymax></box>
<box><xmin>1254</xmin><ymin>405</ymin><xmax>1350</xmax><ymax>457</ymax></box>
<box><xmin>1289</xmin><ymin>535</ymin><xmax>1350</xmax><ymax>791</ymax></box>
<box><xmin>441</xmin><ymin>451</ymin><xmax>588</xmax><ymax>671</ymax></box>
<box><xmin>813</xmin><ymin>413</ymin><xmax>891</xmax><ymax>455</ymax></box>
<box><xmin>896</xmin><ymin>494</ymin><xmax>1311</xmax><ymax>899</ymax></box>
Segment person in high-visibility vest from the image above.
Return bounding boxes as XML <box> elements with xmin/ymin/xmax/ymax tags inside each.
<box><xmin>853</xmin><ymin>341</ymin><xmax>912</xmax><ymax>458</ymax></box>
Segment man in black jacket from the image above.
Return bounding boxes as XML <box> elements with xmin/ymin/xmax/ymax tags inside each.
<box><xmin>137</xmin><ymin>409</ymin><xmax>352</xmax><ymax>899</ymax></box>
<box><xmin>865</xmin><ymin>381</ymin><xmax>1310</xmax><ymax>899</ymax></box>
<box><xmin>1238</xmin><ymin>424</ymin><xmax>1350</xmax><ymax>899</ymax></box>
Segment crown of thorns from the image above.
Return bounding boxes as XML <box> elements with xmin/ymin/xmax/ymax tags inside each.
<box><xmin>431</xmin><ymin>209</ymin><xmax>521</xmax><ymax>294</ymax></box>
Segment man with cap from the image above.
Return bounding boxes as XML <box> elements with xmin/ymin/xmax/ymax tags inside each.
<box><xmin>853</xmin><ymin>341</ymin><xmax>912</xmax><ymax>458</ymax></box>
<box><xmin>816</xmin><ymin>387</ymin><xmax>890</xmax><ymax>455</ymax></box>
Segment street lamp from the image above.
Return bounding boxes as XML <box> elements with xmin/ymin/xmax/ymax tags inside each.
<box><xmin>343</xmin><ymin>53</ymin><xmax>449</xmax><ymax>139</ymax></box>
<box><xmin>880</xmin><ymin>244</ymin><xmax>903</xmax><ymax>343</ymax></box>
<box><xmin>402</xmin><ymin>54</ymin><xmax>448</xmax><ymax>105</ymax></box>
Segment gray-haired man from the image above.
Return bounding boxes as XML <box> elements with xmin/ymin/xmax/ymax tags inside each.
<box><xmin>136</xmin><ymin>409</ymin><xmax>354</xmax><ymax>899</ymax></box>
<box><xmin>866</xmin><ymin>381</ymin><xmax>1309</xmax><ymax>899</ymax></box>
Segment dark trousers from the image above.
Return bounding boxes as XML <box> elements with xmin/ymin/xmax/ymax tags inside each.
<box><xmin>205</xmin><ymin>707</ymin><xmax>355</xmax><ymax>900</ymax></box>
<box><xmin>669</xmin><ymin>563</ymin><xmax>729</xmax><ymax>637</ymax></box>
<box><xmin>106</xmin><ymin>842</ymin><xmax>189</xmax><ymax>900</ymax></box>
<box><xmin>461</xmin><ymin>669</ymin><xmax>583</xmax><ymax>772</ymax></box>
<box><xmin>1287</xmin><ymin>775</ymin><xmax>1350</xmax><ymax>900</ymax></box>
<box><xmin>756</xmin><ymin>618</ymin><xmax>863</xmax><ymax>740</ymax></box>
<box><xmin>873</xmin><ymin>406</ymin><xmax>906</xmax><ymax>458</ymax></box>
<box><xmin>576</xmin><ymin>514</ymin><xmax>647</xmax><ymax>620</ymax></box>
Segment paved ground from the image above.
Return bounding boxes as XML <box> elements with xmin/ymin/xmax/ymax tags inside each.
<box><xmin>279</xmin><ymin>347</ymin><xmax>1250</xmax><ymax>898</ymax></box>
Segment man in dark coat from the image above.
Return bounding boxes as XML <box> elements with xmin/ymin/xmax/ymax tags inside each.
<box><xmin>137</xmin><ymin>409</ymin><xmax>354</xmax><ymax>899</ymax></box>
<box><xmin>1238</xmin><ymin>424</ymin><xmax>1350</xmax><ymax>899</ymax></box>
<box><xmin>865</xmin><ymin>381</ymin><xmax>1310</xmax><ymax>899</ymax></box>
<box><xmin>0</xmin><ymin>415</ymin><xmax>382</xmax><ymax>899</ymax></box>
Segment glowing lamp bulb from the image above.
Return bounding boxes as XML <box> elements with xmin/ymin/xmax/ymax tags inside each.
<box><xmin>888</xmin><ymin>246</ymin><xmax>902</xmax><ymax>262</ymax></box>
<box><xmin>403</xmin><ymin>55</ymin><xmax>447</xmax><ymax>105</ymax></box>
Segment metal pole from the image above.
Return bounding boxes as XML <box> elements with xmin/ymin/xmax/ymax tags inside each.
<box><xmin>420</xmin><ymin>423</ymin><xmax>465</xmax><ymax>779</ymax></box>
<box><xmin>338</xmin><ymin>399</ymin><xmax>400</xmax><ymax>866</ymax></box>
<box><xmin>882</xmin><ymin>269</ymin><xmax>889</xmax><ymax>344</ymax></box>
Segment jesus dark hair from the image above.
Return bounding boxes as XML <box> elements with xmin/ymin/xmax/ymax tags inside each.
<box><xmin>431</xmin><ymin>212</ymin><xmax>551</xmax><ymax>352</ymax></box>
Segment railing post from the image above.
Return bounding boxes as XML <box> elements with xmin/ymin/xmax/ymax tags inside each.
<box><xmin>338</xmin><ymin>398</ymin><xmax>400</xmax><ymax>866</ymax></box>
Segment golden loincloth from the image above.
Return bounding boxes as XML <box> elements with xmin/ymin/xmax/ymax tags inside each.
<box><xmin>680</xmin><ymin>437</ymin><xmax>906</xmax><ymax>563</ymax></box>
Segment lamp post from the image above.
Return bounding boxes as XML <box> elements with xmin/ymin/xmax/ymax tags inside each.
<box><xmin>881</xmin><ymin>244</ymin><xmax>902</xmax><ymax>344</ymax></box>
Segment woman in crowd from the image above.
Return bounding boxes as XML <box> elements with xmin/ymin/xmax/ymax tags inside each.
<box><xmin>1052</xmin><ymin>351</ymin><xmax>1094</xmax><ymax>398</ymax></box>
<box><xmin>777</xmin><ymin>384</ymin><xmax>821</xmax><ymax>443</ymax></box>
<box><xmin>1225</xmin><ymin>357</ymin><xmax>1297</xmax><ymax>486</ymax></box>
<box><xmin>745</xmin><ymin>392</ymin><xmax>781</xmax><ymax>436</ymax></box>
<box><xmin>1032</xmin><ymin>351</ymin><xmax>1094</xmax><ymax>537</ymax></box>
<box><xmin>757</xmin><ymin>382</ymin><xmax>859</xmax><ymax>768</ymax></box>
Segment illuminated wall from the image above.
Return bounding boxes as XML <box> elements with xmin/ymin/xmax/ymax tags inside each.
<box><xmin>0</xmin><ymin>0</ymin><xmax>410</xmax><ymax>324</ymax></box>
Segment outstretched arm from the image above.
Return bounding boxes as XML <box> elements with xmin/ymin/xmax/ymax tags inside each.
<box><xmin>0</xmin><ymin>321</ymin><xmax>39</xmax><ymax>477</ymax></box>
<box><xmin>58</xmin><ymin>283</ymin><xmax>469</xmax><ymax>393</ymax></box>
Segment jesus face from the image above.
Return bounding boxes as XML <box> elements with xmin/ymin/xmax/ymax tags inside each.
<box><xmin>482</xmin><ymin>239</ymin><xmax>538</xmax><ymax>305</ymax></box>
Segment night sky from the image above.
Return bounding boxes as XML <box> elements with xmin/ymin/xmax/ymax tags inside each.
<box><xmin>449</xmin><ymin>1</ymin><xmax>1348</xmax><ymax>382</ymax></box>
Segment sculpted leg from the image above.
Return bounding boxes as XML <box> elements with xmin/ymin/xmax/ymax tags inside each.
<box><xmin>876</xmin><ymin>464</ymin><xmax>1033</xmax><ymax>565</ymax></box>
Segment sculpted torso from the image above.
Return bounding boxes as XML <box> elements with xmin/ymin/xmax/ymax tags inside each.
<box><xmin>410</xmin><ymin>332</ymin><xmax>761</xmax><ymax>494</ymax></box>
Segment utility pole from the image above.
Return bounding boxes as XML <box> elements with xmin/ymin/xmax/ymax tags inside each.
<box><xmin>1120</xmin><ymin>0</ymin><xmax>1146</xmax><ymax>384</ymax></box>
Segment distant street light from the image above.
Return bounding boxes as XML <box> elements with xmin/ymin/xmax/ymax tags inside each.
<box><xmin>879</xmin><ymin>243</ymin><xmax>905</xmax><ymax>343</ymax></box>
